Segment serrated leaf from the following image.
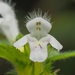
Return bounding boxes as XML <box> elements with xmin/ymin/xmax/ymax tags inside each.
<box><xmin>0</xmin><ymin>44</ymin><xmax>27</xmax><ymax>69</ymax></box>
<box><xmin>0</xmin><ymin>44</ymin><xmax>34</xmax><ymax>75</ymax></box>
<box><xmin>44</xmin><ymin>45</ymin><xmax>75</xmax><ymax>75</ymax></box>
<box><xmin>50</xmin><ymin>51</ymin><xmax>75</xmax><ymax>61</ymax></box>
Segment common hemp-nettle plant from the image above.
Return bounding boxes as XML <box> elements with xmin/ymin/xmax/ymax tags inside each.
<box><xmin>0</xmin><ymin>6</ymin><xmax>75</xmax><ymax>75</ymax></box>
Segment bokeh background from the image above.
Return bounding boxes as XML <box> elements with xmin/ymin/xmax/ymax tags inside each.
<box><xmin>0</xmin><ymin>0</ymin><xmax>75</xmax><ymax>75</ymax></box>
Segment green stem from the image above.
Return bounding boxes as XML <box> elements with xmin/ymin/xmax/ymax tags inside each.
<box><xmin>34</xmin><ymin>62</ymin><xmax>42</xmax><ymax>75</ymax></box>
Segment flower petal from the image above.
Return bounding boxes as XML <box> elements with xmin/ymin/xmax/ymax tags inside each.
<box><xmin>49</xmin><ymin>35</ymin><xmax>63</xmax><ymax>51</ymax></box>
<box><xmin>0</xmin><ymin>18</ymin><xmax>4</xmax><ymax>24</ymax></box>
<box><xmin>29</xmin><ymin>41</ymin><xmax>48</xmax><ymax>62</ymax></box>
<box><xmin>14</xmin><ymin>35</ymin><xmax>28</xmax><ymax>48</ymax></box>
<box><xmin>0</xmin><ymin>18</ymin><xmax>19</xmax><ymax>43</ymax></box>
<box><xmin>0</xmin><ymin>1</ymin><xmax>20</xmax><ymax>43</ymax></box>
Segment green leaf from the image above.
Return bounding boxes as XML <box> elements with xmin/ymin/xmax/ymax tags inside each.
<box><xmin>5</xmin><ymin>69</ymin><xmax>18</xmax><ymax>75</ymax></box>
<box><xmin>50</xmin><ymin>51</ymin><xmax>75</xmax><ymax>61</ymax></box>
<box><xmin>43</xmin><ymin>44</ymin><xmax>75</xmax><ymax>74</ymax></box>
<box><xmin>0</xmin><ymin>44</ymin><xmax>27</xmax><ymax>68</ymax></box>
<box><xmin>0</xmin><ymin>44</ymin><xmax>34</xmax><ymax>75</ymax></box>
<box><xmin>24</xmin><ymin>43</ymin><xmax>30</xmax><ymax>59</ymax></box>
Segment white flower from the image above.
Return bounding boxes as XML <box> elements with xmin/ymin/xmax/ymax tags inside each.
<box><xmin>14</xmin><ymin>10</ymin><xmax>63</xmax><ymax>62</ymax></box>
<box><xmin>0</xmin><ymin>0</ymin><xmax>19</xmax><ymax>43</ymax></box>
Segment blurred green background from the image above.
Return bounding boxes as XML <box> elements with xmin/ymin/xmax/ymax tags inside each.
<box><xmin>0</xmin><ymin>0</ymin><xmax>75</xmax><ymax>75</ymax></box>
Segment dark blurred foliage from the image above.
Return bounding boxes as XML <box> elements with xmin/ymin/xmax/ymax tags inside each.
<box><xmin>0</xmin><ymin>0</ymin><xmax>75</xmax><ymax>75</ymax></box>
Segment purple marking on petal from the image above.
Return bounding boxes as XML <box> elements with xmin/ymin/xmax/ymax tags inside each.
<box><xmin>39</xmin><ymin>44</ymin><xmax>42</xmax><ymax>49</ymax></box>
